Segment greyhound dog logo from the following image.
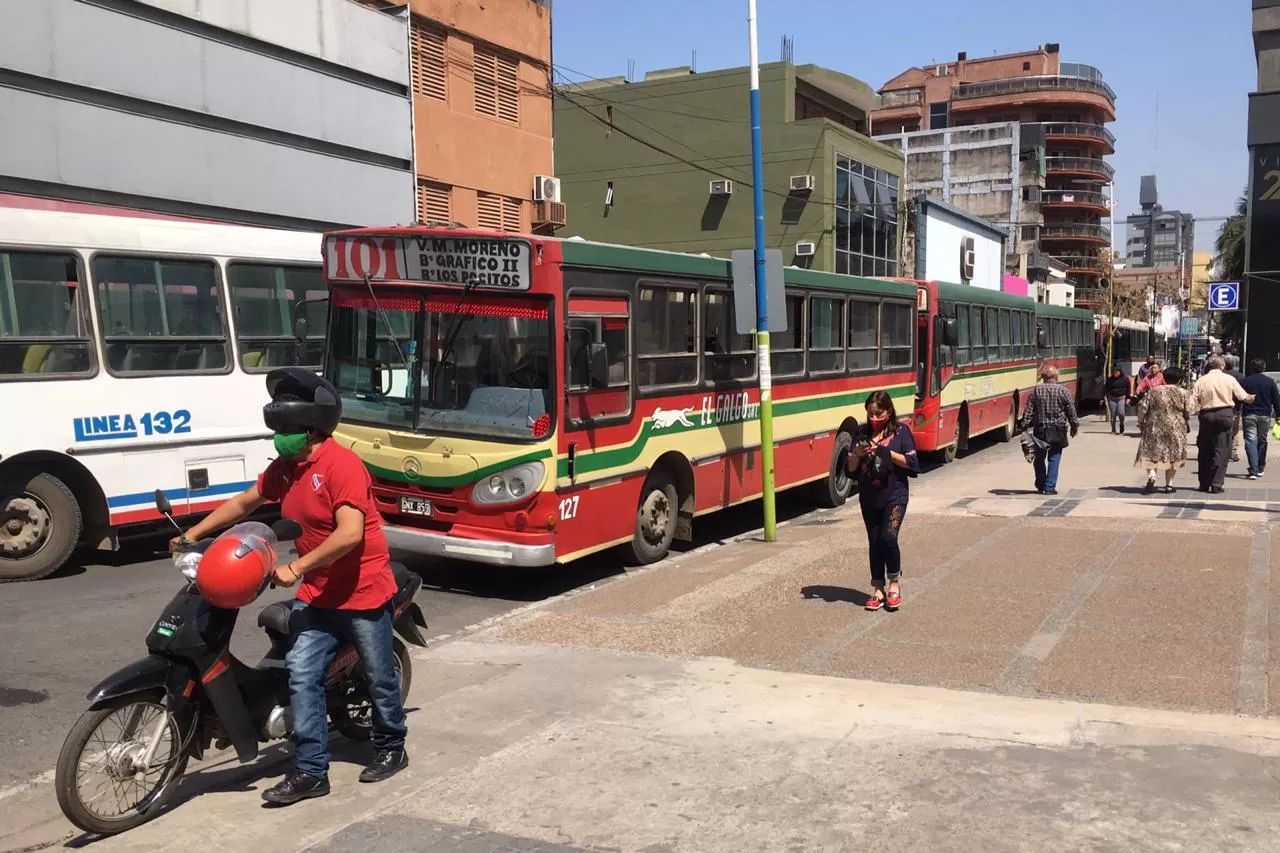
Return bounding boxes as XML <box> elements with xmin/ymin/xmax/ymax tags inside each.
<box><xmin>651</xmin><ymin>406</ymin><xmax>695</xmax><ymax>430</ymax></box>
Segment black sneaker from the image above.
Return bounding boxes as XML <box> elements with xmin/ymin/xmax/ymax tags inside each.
<box><xmin>262</xmin><ymin>771</ymin><xmax>330</xmax><ymax>805</ymax></box>
<box><xmin>359</xmin><ymin>749</ymin><xmax>408</xmax><ymax>783</ymax></box>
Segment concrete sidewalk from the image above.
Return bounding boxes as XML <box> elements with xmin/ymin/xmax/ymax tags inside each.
<box><xmin>8</xmin><ymin>419</ymin><xmax>1280</xmax><ymax>853</ymax></box>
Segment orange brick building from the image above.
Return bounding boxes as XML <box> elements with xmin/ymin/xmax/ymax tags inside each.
<box><xmin>872</xmin><ymin>44</ymin><xmax>1116</xmax><ymax>306</ymax></box>
<box><xmin>359</xmin><ymin>0</ymin><xmax>560</xmax><ymax>234</ymax></box>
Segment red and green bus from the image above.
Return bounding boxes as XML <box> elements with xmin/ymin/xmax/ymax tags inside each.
<box><xmin>321</xmin><ymin>227</ymin><xmax>920</xmax><ymax>567</ymax></box>
<box><xmin>1034</xmin><ymin>302</ymin><xmax>1099</xmax><ymax>403</ymax></box>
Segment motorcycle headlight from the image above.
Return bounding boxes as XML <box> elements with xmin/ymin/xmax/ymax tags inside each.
<box><xmin>472</xmin><ymin>461</ymin><xmax>545</xmax><ymax>506</ymax></box>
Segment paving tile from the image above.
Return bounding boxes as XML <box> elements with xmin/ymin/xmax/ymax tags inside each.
<box><xmin>701</xmin><ymin>599</ymin><xmax>864</xmax><ymax>670</ymax></box>
<box><xmin>1033</xmin><ymin>626</ymin><xmax>1238</xmax><ymax>713</ymax></box>
<box><xmin>818</xmin><ymin>637</ymin><xmax>1018</xmax><ymax>691</ymax></box>
<box><xmin>499</xmin><ymin>612</ymin><xmax>732</xmax><ymax>658</ymax></box>
<box><xmin>552</xmin><ymin>557</ymin><xmax>745</xmax><ymax>618</ymax></box>
<box><xmin>948</xmin><ymin>526</ymin><xmax>1100</xmax><ymax>591</ymax></box>
<box><xmin>863</xmin><ymin>586</ymin><xmax>1057</xmax><ymax>649</ymax></box>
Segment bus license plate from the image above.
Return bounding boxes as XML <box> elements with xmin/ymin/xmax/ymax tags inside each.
<box><xmin>399</xmin><ymin>496</ymin><xmax>432</xmax><ymax>517</ymax></box>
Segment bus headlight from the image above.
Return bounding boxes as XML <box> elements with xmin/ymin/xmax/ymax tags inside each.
<box><xmin>472</xmin><ymin>461</ymin><xmax>545</xmax><ymax>506</ymax></box>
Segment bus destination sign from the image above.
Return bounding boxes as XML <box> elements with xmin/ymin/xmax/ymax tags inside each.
<box><xmin>325</xmin><ymin>234</ymin><xmax>532</xmax><ymax>290</ymax></box>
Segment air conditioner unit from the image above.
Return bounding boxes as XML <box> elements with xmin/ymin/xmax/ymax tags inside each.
<box><xmin>533</xmin><ymin>200</ymin><xmax>567</xmax><ymax>228</ymax></box>
<box><xmin>709</xmin><ymin>179</ymin><xmax>734</xmax><ymax>196</ymax></box>
<box><xmin>533</xmin><ymin>175</ymin><xmax>561</xmax><ymax>203</ymax></box>
<box><xmin>795</xmin><ymin>240</ymin><xmax>816</xmax><ymax>257</ymax></box>
<box><xmin>789</xmin><ymin>174</ymin><xmax>814</xmax><ymax>192</ymax></box>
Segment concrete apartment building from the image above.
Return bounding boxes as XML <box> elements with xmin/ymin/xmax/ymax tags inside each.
<box><xmin>552</xmin><ymin>62</ymin><xmax>905</xmax><ymax>274</ymax></box>
<box><xmin>1247</xmin><ymin>0</ymin><xmax>1280</xmax><ymax>366</ymax></box>
<box><xmin>875</xmin><ymin>122</ymin><xmax>1060</xmax><ymax>284</ymax></box>
<box><xmin>872</xmin><ymin>43</ymin><xmax>1116</xmax><ymax>308</ymax></box>
<box><xmin>1124</xmin><ymin>175</ymin><xmax>1194</xmax><ymax>272</ymax></box>
<box><xmin>359</xmin><ymin>0</ymin><xmax>558</xmax><ymax>234</ymax></box>
<box><xmin>0</xmin><ymin>0</ymin><xmax>415</xmax><ymax>228</ymax></box>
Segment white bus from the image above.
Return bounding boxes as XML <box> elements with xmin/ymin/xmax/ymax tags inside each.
<box><xmin>0</xmin><ymin>195</ymin><xmax>326</xmax><ymax>582</ymax></box>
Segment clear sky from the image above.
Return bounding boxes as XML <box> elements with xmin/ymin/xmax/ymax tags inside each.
<box><xmin>551</xmin><ymin>0</ymin><xmax>1254</xmax><ymax>252</ymax></box>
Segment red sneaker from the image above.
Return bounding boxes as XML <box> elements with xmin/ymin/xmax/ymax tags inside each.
<box><xmin>885</xmin><ymin>589</ymin><xmax>902</xmax><ymax>610</ymax></box>
<box><xmin>864</xmin><ymin>593</ymin><xmax>884</xmax><ymax>611</ymax></box>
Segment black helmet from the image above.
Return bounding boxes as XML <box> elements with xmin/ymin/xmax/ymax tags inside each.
<box><xmin>263</xmin><ymin>367</ymin><xmax>342</xmax><ymax>436</ymax></box>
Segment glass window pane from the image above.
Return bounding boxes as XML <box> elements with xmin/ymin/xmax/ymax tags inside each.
<box><xmin>848</xmin><ymin>298</ymin><xmax>878</xmax><ymax>370</ymax></box>
<box><xmin>955</xmin><ymin>304</ymin><xmax>970</xmax><ymax>364</ymax></box>
<box><xmin>0</xmin><ymin>250</ymin><xmax>94</xmax><ymax>376</ymax></box>
<box><xmin>809</xmin><ymin>297</ymin><xmax>843</xmax><ymax>373</ymax></box>
<box><xmin>881</xmin><ymin>301</ymin><xmax>913</xmax><ymax>367</ymax></box>
<box><xmin>771</xmin><ymin>294</ymin><xmax>805</xmax><ymax>376</ymax></box>
<box><xmin>228</xmin><ymin>263</ymin><xmax>326</xmax><ymax>370</ymax></box>
<box><xmin>93</xmin><ymin>255</ymin><xmax>228</xmax><ymax>374</ymax></box>
<box><xmin>704</xmin><ymin>289</ymin><xmax>755</xmax><ymax>382</ymax></box>
<box><xmin>636</xmin><ymin>285</ymin><xmax>696</xmax><ymax>387</ymax></box>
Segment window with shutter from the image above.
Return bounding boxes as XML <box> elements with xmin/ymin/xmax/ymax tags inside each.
<box><xmin>474</xmin><ymin>48</ymin><xmax>498</xmax><ymax>118</ymax></box>
<box><xmin>474</xmin><ymin>46</ymin><xmax>520</xmax><ymax>124</ymax></box>
<box><xmin>417</xmin><ymin>180</ymin><xmax>451</xmax><ymax>223</ymax></box>
<box><xmin>476</xmin><ymin>193</ymin><xmax>504</xmax><ymax>231</ymax></box>
<box><xmin>410</xmin><ymin>23</ymin><xmax>446</xmax><ymax>101</ymax></box>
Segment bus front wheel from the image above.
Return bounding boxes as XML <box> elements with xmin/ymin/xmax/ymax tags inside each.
<box><xmin>0</xmin><ymin>469</ymin><xmax>83</xmax><ymax>583</ymax></box>
<box><xmin>812</xmin><ymin>431</ymin><xmax>854</xmax><ymax>508</ymax></box>
<box><xmin>627</xmin><ymin>476</ymin><xmax>679</xmax><ymax>565</ymax></box>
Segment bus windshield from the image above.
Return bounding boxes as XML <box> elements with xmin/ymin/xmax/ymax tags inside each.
<box><xmin>327</xmin><ymin>290</ymin><xmax>553</xmax><ymax>441</ymax></box>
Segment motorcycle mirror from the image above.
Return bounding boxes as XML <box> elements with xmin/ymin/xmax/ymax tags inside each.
<box><xmin>154</xmin><ymin>489</ymin><xmax>173</xmax><ymax>515</ymax></box>
<box><xmin>271</xmin><ymin>518</ymin><xmax>303</xmax><ymax>542</ymax></box>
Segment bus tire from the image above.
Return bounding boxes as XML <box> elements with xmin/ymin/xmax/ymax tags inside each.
<box><xmin>0</xmin><ymin>469</ymin><xmax>82</xmax><ymax>583</ymax></box>
<box><xmin>627</xmin><ymin>475</ymin><xmax>679</xmax><ymax>566</ymax></box>
<box><xmin>812</xmin><ymin>431</ymin><xmax>854</xmax><ymax>508</ymax></box>
<box><xmin>995</xmin><ymin>399</ymin><xmax>1017</xmax><ymax>443</ymax></box>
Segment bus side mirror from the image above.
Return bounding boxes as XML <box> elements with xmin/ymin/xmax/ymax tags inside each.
<box><xmin>293</xmin><ymin>316</ymin><xmax>309</xmax><ymax>365</ymax></box>
<box><xmin>942</xmin><ymin>317</ymin><xmax>959</xmax><ymax>347</ymax></box>
<box><xmin>587</xmin><ymin>342</ymin><xmax>610</xmax><ymax>388</ymax></box>
<box><xmin>1036</xmin><ymin>327</ymin><xmax>1049</xmax><ymax>349</ymax></box>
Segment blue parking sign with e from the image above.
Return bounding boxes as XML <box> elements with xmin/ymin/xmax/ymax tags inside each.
<box><xmin>1209</xmin><ymin>282</ymin><xmax>1239</xmax><ymax>311</ymax></box>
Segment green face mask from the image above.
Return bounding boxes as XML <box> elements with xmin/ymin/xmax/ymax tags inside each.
<box><xmin>273</xmin><ymin>432</ymin><xmax>310</xmax><ymax>460</ymax></box>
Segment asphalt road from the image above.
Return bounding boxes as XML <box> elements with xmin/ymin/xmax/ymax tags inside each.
<box><xmin>0</xmin><ymin>488</ymin><xmax>833</xmax><ymax>793</ymax></box>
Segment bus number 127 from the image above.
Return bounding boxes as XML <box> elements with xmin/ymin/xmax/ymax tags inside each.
<box><xmin>559</xmin><ymin>495</ymin><xmax>580</xmax><ymax>521</ymax></box>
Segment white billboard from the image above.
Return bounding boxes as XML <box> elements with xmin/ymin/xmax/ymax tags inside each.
<box><xmin>917</xmin><ymin>200</ymin><xmax>1005</xmax><ymax>291</ymax></box>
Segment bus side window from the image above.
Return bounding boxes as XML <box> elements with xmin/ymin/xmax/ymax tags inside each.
<box><xmin>228</xmin><ymin>262</ymin><xmax>326</xmax><ymax>371</ymax></box>
<box><xmin>955</xmin><ymin>305</ymin><xmax>969</xmax><ymax>365</ymax></box>
<box><xmin>703</xmin><ymin>289</ymin><xmax>756</xmax><ymax>382</ymax></box>
<box><xmin>770</xmin><ymin>292</ymin><xmax>805</xmax><ymax>377</ymax></box>
<box><xmin>636</xmin><ymin>283</ymin><xmax>697</xmax><ymax>389</ymax></box>
<box><xmin>566</xmin><ymin>295</ymin><xmax>630</xmax><ymax>424</ymax></box>
<box><xmin>94</xmin><ymin>255</ymin><xmax>229</xmax><ymax>376</ymax></box>
<box><xmin>969</xmin><ymin>305</ymin><xmax>985</xmax><ymax>362</ymax></box>
<box><xmin>0</xmin><ymin>249</ymin><xmax>95</xmax><ymax>378</ymax></box>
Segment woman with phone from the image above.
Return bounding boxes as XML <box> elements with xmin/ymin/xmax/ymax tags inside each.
<box><xmin>846</xmin><ymin>390</ymin><xmax>919</xmax><ymax>611</ymax></box>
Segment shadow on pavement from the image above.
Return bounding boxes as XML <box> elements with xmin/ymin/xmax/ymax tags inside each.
<box><xmin>801</xmin><ymin>584</ymin><xmax>872</xmax><ymax>606</ymax></box>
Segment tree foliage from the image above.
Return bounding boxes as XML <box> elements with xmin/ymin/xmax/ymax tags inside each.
<box><xmin>1211</xmin><ymin>189</ymin><xmax>1247</xmax><ymax>281</ymax></box>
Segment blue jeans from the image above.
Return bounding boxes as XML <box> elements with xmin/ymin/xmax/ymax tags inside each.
<box><xmin>286</xmin><ymin>600</ymin><xmax>407</xmax><ymax>778</ymax></box>
<box><xmin>1243</xmin><ymin>414</ymin><xmax>1274</xmax><ymax>476</ymax></box>
<box><xmin>1033</xmin><ymin>426</ymin><xmax>1063</xmax><ymax>492</ymax></box>
<box><xmin>1106</xmin><ymin>397</ymin><xmax>1126</xmax><ymax>432</ymax></box>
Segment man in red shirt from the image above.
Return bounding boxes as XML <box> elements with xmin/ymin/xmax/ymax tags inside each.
<box><xmin>174</xmin><ymin>368</ymin><xmax>408</xmax><ymax>804</ymax></box>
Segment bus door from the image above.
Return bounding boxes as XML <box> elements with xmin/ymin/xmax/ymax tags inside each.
<box><xmin>915</xmin><ymin>287</ymin><xmax>930</xmax><ymax>401</ymax></box>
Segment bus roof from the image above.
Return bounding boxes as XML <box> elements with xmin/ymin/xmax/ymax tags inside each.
<box><xmin>926</xmin><ymin>280</ymin><xmax>1037</xmax><ymax>310</ymax></box>
<box><xmin>1034</xmin><ymin>302</ymin><xmax>1094</xmax><ymax>320</ymax></box>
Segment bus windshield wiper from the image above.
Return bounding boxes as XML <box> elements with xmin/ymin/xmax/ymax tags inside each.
<box><xmin>430</xmin><ymin>276</ymin><xmax>480</xmax><ymax>394</ymax></box>
<box><xmin>362</xmin><ymin>273</ymin><xmax>413</xmax><ymax>386</ymax></box>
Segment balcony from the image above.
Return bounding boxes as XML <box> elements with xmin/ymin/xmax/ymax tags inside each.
<box><xmin>1040</xmin><ymin>189</ymin><xmax>1111</xmax><ymax>214</ymax></box>
<box><xmin>1035</xmin><ymin>121</ymin><xmax>1116</xmax><ymax>152</ymax></box>
<box><xmin>952</xmin><ymin>74</ymin><xmax>1116</xmax><ymax>104</ymax></box>
<box><xmin>1041</xmin><ymin>224</ymin><xmax>1111</xmax><ymax>245</ymax></box>
<box><xmin>1053</xmin><ymin>253</ymin><xmax>1108</xmax><ymax>276</ymax></box>
<box><xmin>878</xmin><ymin>88</ymin><xmax>924</xmax><ymax>108</ymax></box>
<box><xmin>1045</xmin><ymin>156</ymin><xmax>1115</xmax><ymax>181</ymax></box>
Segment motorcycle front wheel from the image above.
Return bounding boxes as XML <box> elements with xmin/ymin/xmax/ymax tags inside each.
<box><xmin>55</xmin><ymin>696</ymin><xmax>190</xmax><ymax>836</ymax></box>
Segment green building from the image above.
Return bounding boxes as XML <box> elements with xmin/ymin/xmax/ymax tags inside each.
<box><xmin>553</xmin><ymin>62</ymin><xmax>905</xmax><ymax>275</ymax></box>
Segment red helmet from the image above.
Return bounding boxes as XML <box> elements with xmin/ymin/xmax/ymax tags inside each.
<box><xmin>195</xmin><ymin>523</ymin><xmax>278</xmax><ymax>609</ymax></box>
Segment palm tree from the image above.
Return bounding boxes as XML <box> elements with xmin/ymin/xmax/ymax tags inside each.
<box><xmin>1211</xmin><ymin>188</ymin><xmax>1247</xmax><ymax>281</ymax></box>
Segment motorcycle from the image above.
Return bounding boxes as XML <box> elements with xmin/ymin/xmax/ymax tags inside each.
<box><xmin>54</xmin><ymin>490</ymin><xmax>428</xmax><ymax>836</ymax></box>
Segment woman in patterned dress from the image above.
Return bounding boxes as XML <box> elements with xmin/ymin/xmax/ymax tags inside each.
<box><xmin>1134</xmin><ymin>366</ymin><xmax>1194</xmax><ymax>494</ymax></box>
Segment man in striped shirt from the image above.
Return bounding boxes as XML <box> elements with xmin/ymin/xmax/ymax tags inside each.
<box><xmin>1018</xmin><ymin>366</ymin><xmax>1081</xmax><ymax>495</ymax></box>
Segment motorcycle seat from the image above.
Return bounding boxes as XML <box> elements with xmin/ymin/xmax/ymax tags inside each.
<box><xmin>257</xmin><ymin>600</ymin><xmax>293</xmax><ymax>637</ymax></box>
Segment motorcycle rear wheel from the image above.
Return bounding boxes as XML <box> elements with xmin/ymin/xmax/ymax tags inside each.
<box><xmin>55</xmin><ymin>695</ymin><xmax>190</xmax><ymax>836</ymax></box>
<box><xmin>330</xmin><ymin>638</ymin><xmax>412</xmax><ymax>741</ymax></box>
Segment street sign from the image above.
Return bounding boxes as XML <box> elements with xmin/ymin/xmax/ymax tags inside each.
<box><xmin>1180</xmin><ymin>317</ymin><xmax>1201</xmax><ymax>336</ymax></box>
<box><xmin>731</xmin><ymin>248</ymin><xmax>787</xmax><ymax>335</ymax></box>
<box><xmin>1209</xmin><ymin>281</ymin><xmax>1240</xmax><ymax>311</ymax></box>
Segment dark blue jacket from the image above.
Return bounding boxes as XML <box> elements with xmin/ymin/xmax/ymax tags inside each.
<box><xmin>1242</xmin><ymin>372</ymin><xmax>1280</xmax><ymax>418</ymax></box>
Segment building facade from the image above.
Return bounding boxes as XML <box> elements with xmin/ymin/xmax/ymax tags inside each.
<box><xmin>1123</xmin><ymin>175</ymin><xmax>1194</xmax><ymax>271</ymax></box>
<box><xmin>553</xmin><ymin>62</ymin><xmax>905</xmax><ymax>274</ymax></box>
<box><xmin>872</xmin><ymin>43</ymin><xmax>1116</xmax><ymax>307</ymax></box>
<box><xmin>361</xmin><ymin>0</ymin><xmax>557</xmax><ymax>234</ymax></box>
<box><xmin>1248</xmin><ymin>0</ymin><xmax>1280</xmax><ymax>366</ymax></box>
<box><xmin>876</xmin><ymin>122</ymin><xmax>1061</xmax><ymax>283</ymax></box>
<box><xmin>0</xmin><ymin>0</ymin><xmax>415</xmax><ymax>229</ymax></box>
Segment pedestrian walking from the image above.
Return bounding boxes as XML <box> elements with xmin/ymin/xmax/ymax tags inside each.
<box><xmin>1240</xmin><ymin>357</ymin><xmax>1280</xmax><ymax>479</ymax></box>
<box><xmin>1104</xmin><ymin>367</ymin><xmax>1132</xmax><ymax>435</ymax></box>
<box><xmin>1137</xmin><ymin>355</ymin><xmax>1156</xmax><ymax>384</ymax></box>
<box><xmin>1226</xmin><ymin>354</ymin><xmax>1247</xmax><ymax>462</ymax></box>
<box><xmin>1133</xmin><ymin>363</ymin><xmax>1164</xmax><ymax>401</ymax></box>
<box><xmin>1018</xmin><ymin>365</ymin><xmax>1080</xmax><ymax>495</ymax></box>
<box><xmin>1134</xmin><ymin>366</ymin><xmax>1192</xmax><ymax>494</ymax></box>
<box><xmin>846</xmin><ymin>390</ymin><xmax>919</xmax><ymax>612</ymax></box>
<box><xmin>1190</xmin><ymin>356</ymin><xmax>1254</xmax><ymax>493</ymax></box>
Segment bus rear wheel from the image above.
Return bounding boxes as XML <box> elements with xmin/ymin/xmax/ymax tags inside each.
<box><xmin>0</xmin><ymin>469</ymin><xmax>82</xmax><ymax>583</ymax></box>
<box><xmin>995</xmin><ymin>399</ymin><xmax>1017</xmax><ymax>442</ymax></box>
<box><xmin>812</xmin><ymin>431</ymin><xmax>854</xmax><ymax>508</ymax></box>
<box><xmin>627</xmin><ymin>475</ymin><xmax>679</xmax><ymax>566</ymax></box>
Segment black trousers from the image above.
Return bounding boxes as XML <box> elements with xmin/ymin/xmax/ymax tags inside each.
<box><xmin>860</xmin><ymin>500</ymin><xmax>907</xmax><ymax>585</ymax></box>
<box><xmin>1198</xmin><ymin>407</ymin><xmax>1235</xmax><ymax>489</ymax></box>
